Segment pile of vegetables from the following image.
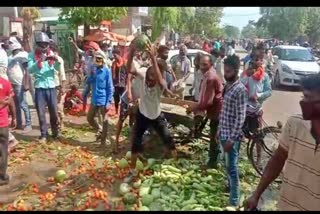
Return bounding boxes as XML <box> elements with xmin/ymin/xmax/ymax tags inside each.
<box><xmin>117</xmin><ymin>144</ymin><xmax>279</xmax><ymax>211</ymax></box>
<box><xmin>118</xmin><ymin>154</ymin><xmax>255</xmax><ymax>211</ymax></box>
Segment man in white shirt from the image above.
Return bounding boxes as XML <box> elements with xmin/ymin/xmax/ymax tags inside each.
<box><xmin>124</xmin><ymin>43</ymin><xmax>177</xmax><ymax>183</ymax></box>
<box><xmin>7</xmin><ymin>41</ymin><xmax>32</xmax><ymax>132</ymax></box>
<box><xmin>0</xmin><ymin>41</ymin><xmax>9</xmax><ymax>80</ymax></box>
<box><xmin>50</xmin><ymin>42</ymin><xmax>66</xmax><ymax>130</ymax></box>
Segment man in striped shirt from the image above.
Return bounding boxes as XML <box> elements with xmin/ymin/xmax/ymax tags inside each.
<box><xmin>218</xmin><ymin>54</ymin><xmax>248</xmax><ymax>207</ymax></box>
<box><xmin>245</xmin><ymin>74</ymin><xmax>320</xmax><ymax>211</ymax></box>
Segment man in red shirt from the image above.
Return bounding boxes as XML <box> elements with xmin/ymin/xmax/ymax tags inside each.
<box><xmin>0</xmin><ymin>77</ymin><xmax>16</xmax><ymax>185</ymax></box>
<box><xmin>187</xmin><ymin>55</ymin><xmax>223</xmax><ymax>168</ymax></box>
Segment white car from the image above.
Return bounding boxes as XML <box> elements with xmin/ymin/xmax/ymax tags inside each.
<box><xmin>167</xmin><ymin>49</ymin><xmax>210</xmax><ymax>97</ymax></box>
<box><xmin>272</xmin><ymin>45</ymin><xmax>320</xmax><ymax>88</ymax></box>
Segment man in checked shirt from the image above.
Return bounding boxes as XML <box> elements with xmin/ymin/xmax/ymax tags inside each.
<box><xmin>219</xmin><ymin>54</ymin><xmax>248</xmax><ymax>207</ymax></box>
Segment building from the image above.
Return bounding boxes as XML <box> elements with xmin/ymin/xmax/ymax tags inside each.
<box><xmin>111</xmin><ymin>7</ymin><xmax>151</xmax><ymax>36</ymax></box>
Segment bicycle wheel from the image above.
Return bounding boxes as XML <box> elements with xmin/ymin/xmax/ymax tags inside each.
<box><xmin>248</xmin><ymin>138</ymin><xmax>282</xmax><ymax>183</ymax></box>
<box><xmin>255</xmin><ymin>126</ymin><xmax>282</xmax><ymax>155</ymax></box>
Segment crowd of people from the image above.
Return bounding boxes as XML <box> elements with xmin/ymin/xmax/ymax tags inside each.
<box><xmin>0</xmin><ymin>30</ymin><xmax>320</xmax><ymax>211</ymax></box>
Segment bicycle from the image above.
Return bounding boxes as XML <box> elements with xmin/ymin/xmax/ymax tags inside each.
<box><xmin>243</xmin><ymin>116</ymin><xmax>282</xmax><ymax>181</ymax></box>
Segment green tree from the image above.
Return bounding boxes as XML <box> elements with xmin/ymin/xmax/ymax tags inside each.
<box><xmin>241</xmin><ymin>21</ymin><xmax>257</xmax><ymax>39</ymax></box>
<box><xmin>21</xmin><ymin>7</ymin><xmax>41</xmax><ymax>52</ymax></box>
<box><xmin>59</xmin><ymin>7</ymin><xmax>128</xmax><ymax>36</ymax></box>
<box><xmin>305</xmin><ymin>7</ymin><xmax>320</xmax><ymax>45</ymax></box>
<box><xmin>176</xmin><ymin>7</ymin><xmax>195</xmax><ymax>33</ymax></box>
<box><xmin>151</xmin><ymin>7</ymin><xmax>179</xmax><ymax>41</ymax></box>
<box><xmin>223</xmin><ymin>25</ymin><xmax>240</xmax><ymax>39</ymax></box>
<box><xmin>189</xmin><ymin>7</ymin><xmax>224</xmax><ymax>38</ymax></box>
<box><xmin>257</xmin><ymin>7</ymin><xmax>308</xmax><ymax>41</ymax></box>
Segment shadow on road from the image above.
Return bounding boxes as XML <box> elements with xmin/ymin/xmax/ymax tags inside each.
<box><xmin>272</xmin><ymin>85</ymin><xmax>302</xmax><ymax>93</ymax></box>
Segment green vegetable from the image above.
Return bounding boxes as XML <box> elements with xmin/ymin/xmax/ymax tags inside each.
<box><xmin>125</xmin><ymin>151</ymin><xmax>132</xmax><ymax>160</ymax></box>
<box><xmin>136</xmin><ymin>159</ymin><xmax>144</xmax><ymax>171</ymax></box>
<box><xmin>134</xmin><ymin>34</ymin><xmax>151</xmax><ymax>51</ymax></box>
<box><xmin>163</xmin><ymin>165</ymin><xmax>182</xmax><ymax>174</ymax></box>
<box><xmin>123</xmin><ymin>193</ymin><xmax>136</xmax><ymax>205</ymax></box>
<box><xmin>151</xmin><ymin>188</ymin><xmax>161</xmax><ymax>199</ymax></box>
<box><xmin>119</xmin><ymin>183</ymin><xmax>131</xmax><ymax>195</ymax></box>
<box><xmin>133</xmin><ymin>180</ymin><xmax>141</xmax><ymax>189</ymax></box>
<box><xmin>161</xmin><ymin>186</ymin><xmax>172</xmax><ymax>195</ymax></box>
<box><xmin>141</xmin><ymin>194</ymin><xmax>154</xmax><ymax>206</ymax></box>
<box><xmin>119</xmin><ymin>158</ymin><xmax>129</xmax><ymax>169</ymax></box>
<box><xmin>149</xmin><ymin>201</ymin><xmax>163</xmax><ymax>211</ymax></box>
<box><xmin>138</xmin><ymin>206</ymin><xmax>150</xmax><ymax>211</ymax></box>
<box><xmin>139</xmin><ymin>186</ymin><xmax>150</xmax><ymax>196</ymax></box>
<box><xmin>208</xmin><ymin>206</ymin><xmax>224</xmax><ymax>211</ymax></box>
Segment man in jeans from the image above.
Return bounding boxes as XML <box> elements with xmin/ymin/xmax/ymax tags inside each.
<box><xmin>27</xmin><ymin>32</ymin><xmax>60</xmax><ymax>143</ymax></box>
<box><xmin>187</xmin><ymin>55</ymin><xmax>223</xmax><ymax>169</ymax></box>
<box><xmin>50</xmin><ymin>42</ymin><xmax>66</xmax><ymax>130</ymax></box>
<box><xmin>7</xmin><ymin>40</ymin><xmax>32</xmax><ymax>132</ymax></box>
<box><xmin>218</xmin><ymin>55</ymin><xmax>248</xmax><ymax>207</ymax></box>
<box><xmin>0</xmin><ymin>76</ymin><xmax>16</xmax><ymax>185</ymax></box>
<box><xmin>86</xmin><ymin>51</ymin><xmax>113</xmax><ymax>146</ymax></box>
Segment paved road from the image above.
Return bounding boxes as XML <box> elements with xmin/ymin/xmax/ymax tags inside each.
<box><xmin>236</xmin><ymin>48</ymin><xmax>302</xmax><ymax>126</ymax></box>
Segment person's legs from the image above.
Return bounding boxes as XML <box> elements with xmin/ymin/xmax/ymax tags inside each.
<box><xmin>207</xmin><ymin>119</ymin><xmax>220</xmax><ymax>168</ymax></box>
<box><xmin>87</xmin><ymin>105</ymin><xmax>101</xmax><ymax>132</ymax></box>
<box><xmin>46</xmin><ymin>88</ymin><xmax>59</xmax><ymax>138</ymax></box>
<box><xmin>115</xmin><ymin>101</ymin><xmax>129</xmax><ymax>151</ymax></box>
<box><xmin>35</xmin><ymin>88</ymin><xmax>48</xmax><ymax>140</ymax></box>
<box><xmin>12</xmin><ymin>84</ymin><xmax>23</xmax><ymax>129</ymax></box>
<box><xmin>57</xmin><ymin>89</ymin><xmax>66</xmax><ymax>130</ymax></box>
<box><xmin>113</xmin><ymin>87</ymin><xmax>121</xmax><ymax>114</ymax></box>
<box><xmin>151</xmin><ymin>113</ymin><xmax>176</xmax><ymax>158</ymax></box>
<box><xmin>0</xmin><ymin>127</ymin><xmax>9</xmax><ymax>185</ymax></box>
<box><xmin>99</xmin><ymin>106</ymin><xmax>109</xmax><ymax>146</ymax></box>
<box><xmin>82</xmin><ymin>83</ymin><xmax>91</xmax><ymax>112</ymax></box>
<box><xmin>129</xmin><ymin>110</ymin><xmax>149</xmax><ymax>170</ymax></box>
<box><xmin>19</xmin><ymin>85</ymin><xmax>32</xmax><ymax>130</ymax></box>
<box><xmin>221</xmin><ymin>139</ymin><xmax>240</xmax><ymax>206</ymax></box>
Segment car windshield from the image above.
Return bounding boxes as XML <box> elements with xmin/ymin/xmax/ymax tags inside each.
<box><xmin>280</xmin><ymin>48</ymin><xmax>314</xmax><ymax>62</ymax></box>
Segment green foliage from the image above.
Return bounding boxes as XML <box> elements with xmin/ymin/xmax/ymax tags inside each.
<box><xmin>151</xmin><ymin>7</ymin><xmax>224</xmax><ymax>41</ymax></box>
<box><xmin>151</xmin><ymin>7</ymin><xmax>179</xmax><ymax>41</ymax></box>
<box><xmin>190</xmin><ymin>7</ymin><xmax>224</xmax><ymax>38</ymax></box>
<box><xmin>59</xmin><ymin>7</ymin><xmax>128</xmax><ymax>28</ymax></box>
<box><xmin>223</xmin><ymin>25</ymin><xmax>240</xmax><ymax>39</ymax></box>
<box><xmin>257</xmin><ymin>7</ymin><xmax>308</xmax><ymax>41</ymax></box>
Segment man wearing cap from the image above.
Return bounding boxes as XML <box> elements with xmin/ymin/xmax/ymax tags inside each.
<box><xmin>86</xmin><ymin>51</ymin><xmax>113</xmax><ymax>146</ymax></box>
<box><xmin>27</xmin><ymin>32</ymin><xmax>60</xmax><ymax>143</ymax></box>
<box><xmin>7</xmin><ymin>40</ymin><xmax>32</xmax><ymax>132</ymax></box>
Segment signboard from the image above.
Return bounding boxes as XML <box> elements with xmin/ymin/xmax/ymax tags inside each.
<box><xmin>138</xmin><ymin>7</ymin><xmax>148</xmax><ymax>16</ymax></box>
<box><xmin>11</xmin><ymin>21</ymin><xmax>23</xmax><ymax>37</ymax></box>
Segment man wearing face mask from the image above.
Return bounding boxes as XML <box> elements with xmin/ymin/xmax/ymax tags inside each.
<box><xmin>218</xmin><ymin>54</ymin><xmax>248</xmax><ymax>207</ymax></box>
<box><xmin>70</xmin><ymin>40</ymin><xmax>100</xmax><ymax>113</ymax></box>
<box><xmin>86</xmin><ymin>51</ymin><xmax>113</xmax><ymax>146</ymax></box>
<box><xmin>245</xmin><ymin>74</ymin><xmax>320</xmax><ymax>211</ymax></box>
<box><xmin>27</xmin><ymin>32</ymin><xmax>60</xmax><ymax>143</ymax></box>
<box><xmin>157</xmin><ymin>45</ymin><xmax>176</xmax><ymax>90</ymax></box>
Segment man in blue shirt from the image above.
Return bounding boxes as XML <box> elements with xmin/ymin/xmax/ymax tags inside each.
<box><xmin>86</xmin><ymin>51</ymin><xmax>114</xmax><ymax>146</ymax></box>
<box><xmin>28</xmin><ymin>32</ymin><xmax>60</xmax><ymax>143</ymax></box>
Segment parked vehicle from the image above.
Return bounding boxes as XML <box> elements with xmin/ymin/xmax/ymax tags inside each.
<box><xmin>271</xmin><ymin>45</ymin><xmax>320</xmax><ymax>88</ymax></box>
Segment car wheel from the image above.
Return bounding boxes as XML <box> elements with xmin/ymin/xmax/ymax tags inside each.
<box><xmin>272</xmin><ymin>71</ymin><xmax>281</xmax><ymax>89</ymax></box>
